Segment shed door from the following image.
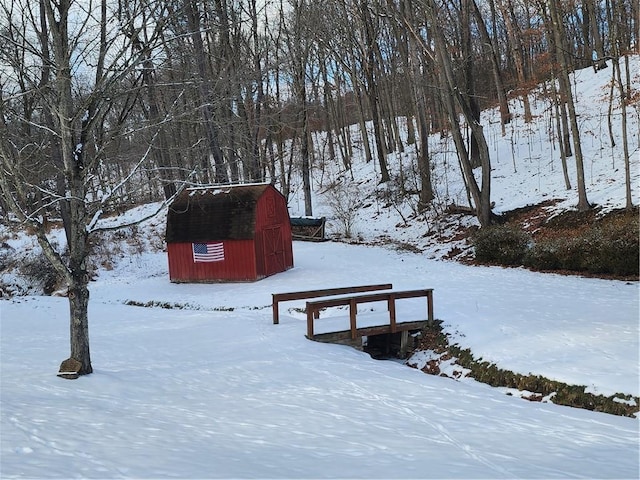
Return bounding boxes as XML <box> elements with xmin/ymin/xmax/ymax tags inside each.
<box><xmin>263</xmin><ymin>225</ymin><xmax>285</xmax><ymax>275</ymax></box>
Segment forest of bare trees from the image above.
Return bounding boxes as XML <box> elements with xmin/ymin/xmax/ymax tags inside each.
<box><xmin>2</xmin><ymin>0</ymin><xmax>637</xmax><ymax>214</ymax></box>
<box><xmin>0</xmin><ymin>0</ymin><xmax>637</xmax><ymax>375</ymax></box>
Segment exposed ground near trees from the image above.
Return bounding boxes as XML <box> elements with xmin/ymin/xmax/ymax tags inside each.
<box><xmin>448</xmin><ymin>202</ymin><xmax>639</xmax><ymax>280</ymax></box>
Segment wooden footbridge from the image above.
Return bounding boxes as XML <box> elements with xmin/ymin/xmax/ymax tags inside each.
<box><xmin>272</xmin><ymin>284</ymin><xmax>435</xmax><ymax>358</ymax></box>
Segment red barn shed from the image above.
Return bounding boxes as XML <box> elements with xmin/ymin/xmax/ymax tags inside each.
<box><xmin>165</xmin><ymin>183</ymin><xmax>294</xmax><ymax>282</ymax></box>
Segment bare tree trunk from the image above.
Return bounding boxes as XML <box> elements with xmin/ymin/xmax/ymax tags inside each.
<box><xmin>360</xmin><ymin>0</ymin><xmax>390</xmax><ymax>183</ymax></box>
<box><xmin>34</xmin><ymin>0</ymin><xmax>73</xmax><ymax>240</ymax></box>
<box><xmin>332</xmin><ymin>74</ymin><xmax>352</xmax><ymax>170</ymax></box>
<box><xmin>125</xmin><ymin>25</ymin><xmax>177</xmax><ymax>199</ymax></box>
<box><xmin>287</xmin><ymin>0</ymin><xmax>313</xmax><ymax>215</ymax></box>
<box><xmin>548</xmin><ymin>0</ymin><xmax>590</xmax><ymax>211</ymax></box>
<box><xmin>415</xmin><ymin>88</ymin><xmax>434</xmax><ymax>210</ymax></box>
<box><xmin>585</xmin><ymin>0</ymin><xmax>607</xmax><ymax>70</ymax></box>
<box><xmin>540</xmin><ymin>3</ymin><xmax>573</xmax><ymax>159</ymax></box>
<box><xmin>615</xmin><ymin>59</ymin><xmax>633</xmax><ymax>211</ymax></box>
<box><xmin>185</xmin><ymin>0</ymin><xmax>228</xmax><ymax>184</ymax></box>
<box><xmin>422</xmin><ymin>0</ymin><xmax>493</xmax><ymax>226</ymax></box>
<box><xmin>300</xmin><ymin>93</ymin><xmax>313</xmax><ymax>216</ymax></box>
<box><xmin>461</xmin><ymin>0</ymin><xmax>482</xmax><ymax>168</ymax></box>
<box><xmin>43</xmin><ymin>0</ymin><xmax>93</xmax><ymax>374</ymax></box>
<box><xmin>549</xmin><ymin>79</ymin><xmax>572</xmax><ymax>190</ymax></box>
<box><xmin>634</xmin><ymin>0</ymin><xmax>640</xmax><ymax>53</ymax></box>
<box><xmin>607</xmin><ymin>1</ymin><xmax>633</xmax><ymax>210</ymax></box>
<box><xmin>351</xmin><ymin>76</ymin><xmax>374</xmax><ymax>163</ymax></box>
<box><xmin>401</xmin><ymin>0</ymin><xmax>433</xmax><ymax>209</ymax></box>
<box><xmin>472</xmin><ymin>0</ymin><xmax>511</xmax><ymax>134</ymax></box>
<box><xmin>320</xmin><ymin>56</ymin><xmax>337</xmax><ymax>164</ymax></box>
<box><xmin>499</xmin><ymin>0</ymin><xmax>532</xmax><ymax>122</ymax></box>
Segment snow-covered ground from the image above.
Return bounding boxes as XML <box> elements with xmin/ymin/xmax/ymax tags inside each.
<box><xmin>1</xmin><ymin>241</ymin><xmax>639</xmax><ymax>479</ymax></box>
<box><xmin>1</xmin><ymin>57</ymin><xmax>639</xmax><ymax>478</ymax></box>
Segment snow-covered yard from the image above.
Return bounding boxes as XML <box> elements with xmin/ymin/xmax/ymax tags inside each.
<box><xmin>1</xmin><ymin>240</ymin><xmax>638</xmax><ymax>479</ymax></box>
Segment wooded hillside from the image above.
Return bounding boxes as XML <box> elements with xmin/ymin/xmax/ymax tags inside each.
<box><xmin>2</xmin><ymin>0</ymin><xmax>637</xmax><ymax>221</ymax></box>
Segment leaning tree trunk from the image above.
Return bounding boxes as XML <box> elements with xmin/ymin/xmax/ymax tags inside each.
<box><xmin>427</xmin><ymin>0</ymin><xmax>493</xmax><ymax>226</ymax></box>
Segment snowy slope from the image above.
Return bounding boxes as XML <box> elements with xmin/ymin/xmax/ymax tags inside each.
<box><xmin>287</xmin><ymin>56</ymin><xmax>640</xmax><ymax>259</ymax></box>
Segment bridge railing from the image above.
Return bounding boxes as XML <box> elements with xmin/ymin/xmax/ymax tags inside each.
<box><xmin>271</xmin><ymin>284</ymin><xmax>393</xmax><ymax>324</ymax></box>
<box><xmin>305</xmin><ymin>289</ymin><xmax>434</xmax><ymax>340</ymax></box>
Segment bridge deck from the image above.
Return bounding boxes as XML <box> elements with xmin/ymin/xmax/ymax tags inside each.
<box><xmin>310</xmin><ymin>319</ymin><xmax>431</xmax><ymax>343</ymax></box>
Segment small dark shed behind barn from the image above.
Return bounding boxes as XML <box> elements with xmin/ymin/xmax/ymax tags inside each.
<box><xmin>166</xmin><ymin>184</ymin><xmax>293</xmax><ymax>282</ymax></box>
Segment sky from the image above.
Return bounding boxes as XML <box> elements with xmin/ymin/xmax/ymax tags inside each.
<box><xmin>0</xmin><ymin>55</ymin><xmax>639</xmax><ymax>479</ymax></box>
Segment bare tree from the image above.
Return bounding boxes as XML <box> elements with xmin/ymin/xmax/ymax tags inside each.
<box><xmin>607</xmin><ymin>0</ymin><xmax>634</xmax><ymax>210</ymax></box>
<box><xmin>471</xmin><ymin>0</ymin><xmax>511</xmax><ymax>134</ymax></box>
<box><xmin>584</xmin><ymin>0</ymin><xmax>608</xmax><ymax>70</ymax></box>
<box><xmin>400</xmin><ymin>0</ymin><xmax>494</xmax><ymax>226</ymax></box>
<box><xmin>123</xmin><ymin>2</ymin><xmax>179</xmax><ymax>200</ymax></box>
<box><xmin>498</xmin><ymin>0</ymin><xmax>533</xmax><ymax>122</ymax></box>
<box><xmin>359</xmin><ymin>0</ymin><xmax>391</xmax><ymax>182</ymax></box>
<box><xmin>546</xmin><ymin>0</ymin><xmax>590</xmax><ymax>211</ymax></box>
<box><xmin>184</xmin><ymin>0</ymin><xmax>229</xmax><ymax>184</ymax></box>
<box><xmin>391</xmin><ymin>0</ymin><xmax>434</xmax><ymax>209</ymax></box>
<box><xmin>0</xmin><ymin>0</ymin><xmax>183</xmax><ymax>376</ymax></box>
<box><xmin>283</xmin><ymin>0</ymin><xmax>315</xmax><ymax>215</ymax></box>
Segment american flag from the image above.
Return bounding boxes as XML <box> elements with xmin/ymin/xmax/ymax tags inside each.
<box><xmin>192</xmin><ymin>242</ymin><xmax>225</xmax><ymax>263</ymax></box>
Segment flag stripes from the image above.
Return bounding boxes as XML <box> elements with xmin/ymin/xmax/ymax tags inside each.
<box><xmin>192</xmin><ymin>242</ymin><xmax>225</xmax><ymax>263</ymax></box>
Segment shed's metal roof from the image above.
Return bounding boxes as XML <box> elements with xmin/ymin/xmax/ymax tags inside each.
<box><xmin>165</xmin><ymin>184</ymin><xmax>271</xmax><ymax>243</ymax></box>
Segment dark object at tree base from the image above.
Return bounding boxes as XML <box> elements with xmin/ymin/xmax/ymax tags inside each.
<box><xmin>57</xmin><ymin>357</ymin><xmax>82</xmax><ymax>379</ymax></box>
